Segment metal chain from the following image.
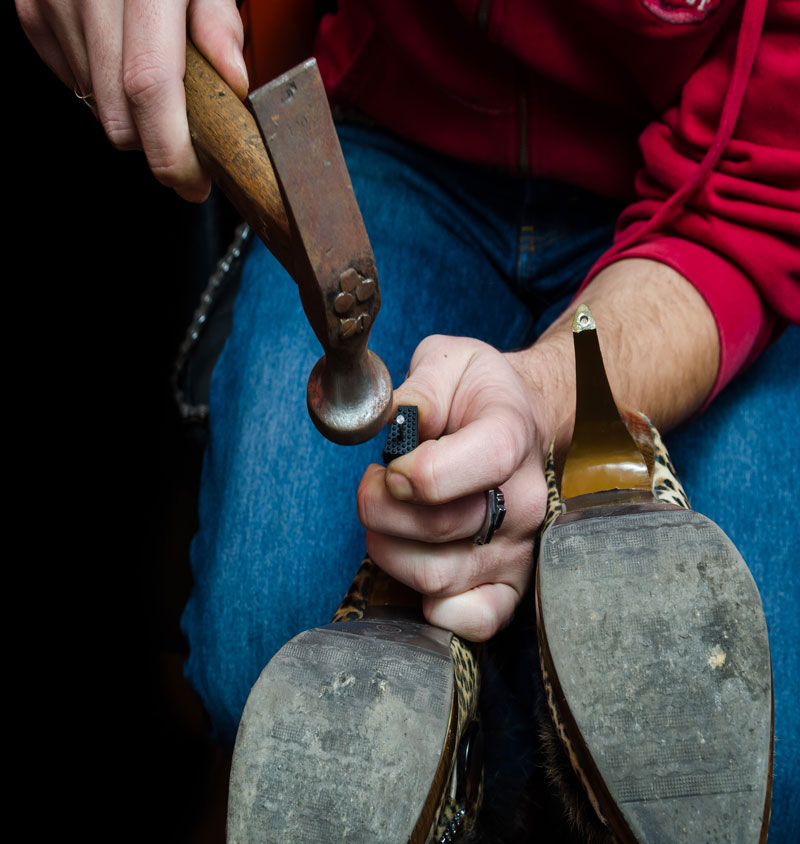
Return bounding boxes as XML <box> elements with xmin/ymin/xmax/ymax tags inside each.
<box><xmin>172</xmin><ymin>222</ymin><xmax>252</xmax><ymax>422</ymax></box>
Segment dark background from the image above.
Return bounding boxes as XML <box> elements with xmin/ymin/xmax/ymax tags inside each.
<box><xmin>12</xmin><ymin>8</ymin><xmax>233</xmax><ymax>841</ymax></box>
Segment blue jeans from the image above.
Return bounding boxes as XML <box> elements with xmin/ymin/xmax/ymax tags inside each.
<box><xmin>182</xmin><ymin>125</ymin><xmax>799</xmax><ymax>838</ymax></box>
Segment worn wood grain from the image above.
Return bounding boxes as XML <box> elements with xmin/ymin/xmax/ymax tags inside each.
<box><xmin>184</xmin><ymin>41</ymin><xmax>295</xmax><ymax>277</ymax></box>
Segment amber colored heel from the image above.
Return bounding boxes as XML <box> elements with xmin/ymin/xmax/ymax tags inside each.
<box><xmin>536</xmin><ymin>305</ymin><xmax>773</xmax><ymax>843</ymax></box>
<box><xmin>560</xmin><ymin>304</ymin><xmax>651</xmax><ymax>502</ymax></box>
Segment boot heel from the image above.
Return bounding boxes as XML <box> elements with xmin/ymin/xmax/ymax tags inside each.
<box><xmin>536</xmin><ymin>305</ymin><xmax>773</xmax><ymax>843</ymax></box>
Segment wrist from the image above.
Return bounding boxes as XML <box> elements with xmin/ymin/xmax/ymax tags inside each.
<box><xmin>505</xmin><ymin>327</ymin><xmax>576</xmax><ymax>460</ymax></box>
<box><xmin>506</xmin><ymin>258</ymin><xmax>720</xmax><ymax>453</ymax></box>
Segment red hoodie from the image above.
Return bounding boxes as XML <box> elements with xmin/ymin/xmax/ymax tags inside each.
<box><xmin>310</xmin><ymin>0</ymin><xmax>799</xmax><ymax>400</ymax></box>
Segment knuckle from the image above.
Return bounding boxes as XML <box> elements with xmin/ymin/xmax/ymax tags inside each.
<box><xmin>486</xmin><ymin>417</ymin><xmax>524</xmax><ymax>481</ymax></box>
<box><xmin>102</xmin><ymin>115</ymin><xmax>139</xmax><ymax>151</ymax></box>
<box><xmin>415</xmin><ymin>558</ymin><xmax>454</xmax><ymax>597</ymax></box>
<box><xmin>122</xmin><ymin>51</ymin><xmax>171</xmax><ymax>105</ymax></box>
<box><xmin>409</xmin><ymin>441</ymin><xmax>444</xmax><ymax>503</ymax></box>
<box><xmin>146</xmin><ymin>145</ymin><xmax>200</xmax><ymax>192</ymax></box>
<box><xmin>427</xmin><ymin>507</ymin><xmax>462</xmax><ymax>543</ymax></box>
<box><xmin>412</xmin><ymin>333</ymin><xmax>445</xmax><ymax>358</ymax></box>
<box><xmin>148</xmin><ymin>158</ymin><xmax>185</xmax><ymax>188</ymax></box>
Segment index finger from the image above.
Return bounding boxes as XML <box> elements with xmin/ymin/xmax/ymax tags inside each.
<box><xmin>122</xmin><ymin>0</ymin><xmax>208</xmax><ymax>201</ymax></box>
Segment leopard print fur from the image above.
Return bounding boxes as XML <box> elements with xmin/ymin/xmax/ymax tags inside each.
<box><xmin>430</xmin><ymin>636</ymin><xmax>482</xmax><ymax>843</ymax></box>
<box><xmin>541</xmin><ymin>445</ymin><xmax>564</xmax><ymax>535</ymax></box>
<box><xmin>435</xmin><ymin>795</ymin><xmax>468</xmax><ymax>843</ymax></box>
<box><xmin>451</xmin><ymin>635</ymin><xmax>481</xmax><ymax>739</ymax></box>
<box><xmin>434</xmin><ymin>777</ymin><xmax>486</xmax><ymax>844</ymax></box>
<box><xmin>330</xmin><ymin>556</ymin><xmax>374</xmax><ymax>622</ymax></box>
<box><xmin>649</xmin><ymin>423</ymin><xmax>690</xmax><ymax>509</ymax></box>
<box><xmin>539</xmin><ymin>648</ymin><xmax>613</xmax><ymax>842</ymax></box>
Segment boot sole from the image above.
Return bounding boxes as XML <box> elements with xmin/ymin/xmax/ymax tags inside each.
<box><xmin>537</xmin><ymin>507</ymin><xmax>772</xmax><ymax>842</ymax></box>
<box><xmin>227</xmin><ymin>616</ymin><xmax>456</xmax><ymax>843</ymax></box>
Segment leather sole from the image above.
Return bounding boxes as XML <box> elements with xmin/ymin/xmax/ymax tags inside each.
<box><xmin>537</xmin><ymin>507</ymin><xmax>772</xmax><ymax>843</ymax></box>
<box><xmin>227</xmin><ymin>616</ymin><xmax>458</xmax><ymax>843</ymax></box>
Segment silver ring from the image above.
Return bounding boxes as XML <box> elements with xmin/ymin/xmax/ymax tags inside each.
<box><xmin>74</xmin><ymin>86</ymin><xmax>96</xmax><ymax>109</ymax></box>
<box><xmin>472</xmin><ymin>488</ymin><xmax>506</xmax><ymax>546</ymax></box>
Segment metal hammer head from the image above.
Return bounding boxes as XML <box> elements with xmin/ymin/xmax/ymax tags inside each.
<box><xmin>249</xmin><ymin>60</ymin><xmax>393</xmax><ymax>445</ymax></box>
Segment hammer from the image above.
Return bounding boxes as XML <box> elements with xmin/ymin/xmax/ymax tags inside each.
<box><xmin>183</xmin><ymin>42</ymin><xmax>393</xmax><ymax>445</ymax></box>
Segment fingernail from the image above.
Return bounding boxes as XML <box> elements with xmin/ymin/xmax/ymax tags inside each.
<box><xmin>233</xmin><ymin>49</ymin><xmax>249</xmax><ymax>91</ymax></box>
<box><xmin>386</xmin><ymin>470</ymin><xmax>413</xmax><ymax>501</ymax></box>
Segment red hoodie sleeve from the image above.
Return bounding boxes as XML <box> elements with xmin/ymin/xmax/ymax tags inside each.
<box><xmin>584</xmin><ymin>0</ymin><xmax>800</xmax><ymax>402</ymax></box>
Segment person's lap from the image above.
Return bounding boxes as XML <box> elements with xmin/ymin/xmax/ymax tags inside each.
<box><xmin>181</xmin><ymin>124</ymin><xmax>797</xmax><ymax>837</ymax></box>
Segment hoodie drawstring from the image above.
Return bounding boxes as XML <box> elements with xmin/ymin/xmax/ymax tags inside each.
<box><xmin>607</xmin><ymin>0</ymin><xmax>769</xmax><ymax>255</ymax></box>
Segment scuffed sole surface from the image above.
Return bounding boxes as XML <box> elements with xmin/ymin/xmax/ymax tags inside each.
<box><xmin>227</xmin><ymin>618</ymin><xmax>454</xmax><ymax>843</ymax></box>
<box><xmin>538</xmin><ymin>509</ymin><xmax>772</xmax><ymax>843</ymax></box>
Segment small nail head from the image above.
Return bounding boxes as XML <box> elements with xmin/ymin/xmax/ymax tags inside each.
<box><xmin>334</xmin><ymin>291</ymin><xmax>355</xmax><ymax>313</ymax></box>
<box><xmin>339</xmin><ymin>267</ymin><xmax>360</xmax><ymax>292</ymax></box>
<box><xmin>572</xmin><ymin>304</ymin><xmax>596</xmax><ymax>333</ymax></box>
<box><xmin>355</xmin><ymin>278</ymin><xmax>376</xmax><ymax>302</ymax></box>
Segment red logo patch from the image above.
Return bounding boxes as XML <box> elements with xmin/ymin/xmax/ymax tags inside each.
<box><xmin>641</xmin><ymin>0</ymin><xmax>724</xmax><ymax>24</ymax></box>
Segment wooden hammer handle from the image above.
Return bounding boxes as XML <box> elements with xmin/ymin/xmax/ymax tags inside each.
<box><xmin>184</xmin><ymin>41</ymin><xmax>294</xmax><ymax>274</ymax></box>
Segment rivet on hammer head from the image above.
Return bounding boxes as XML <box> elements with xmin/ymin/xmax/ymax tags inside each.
<box><xmin>334</xmin><ymin>291</ymin><xmax>355</xmax><ymax>314</ymax></box>
<box><xmin>355</xmin><ymin>278</ymin><xmax>376</xmax><ymax>302</ymax></box>
<box><xmin>339</xmin><ymin>267</ymin><xmax>360</xmax><ymax>292</ymax></box>
<box><xmin>339</xmin><ymin>317</ymin><xmax>358</xmax><ymax>339</ymax></box>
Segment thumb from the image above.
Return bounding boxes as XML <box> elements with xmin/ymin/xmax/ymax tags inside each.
<box><xmin>189</xmin><ymin>0</ymin><xmax>249</xmax><ymax>100</ymax></box>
